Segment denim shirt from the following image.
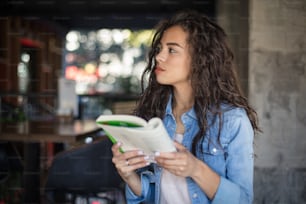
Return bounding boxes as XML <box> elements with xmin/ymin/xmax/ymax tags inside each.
<box><xmin>125</xmin><ymin>97</ymin><xmax>254</xmax><ymax>204</ymax></box>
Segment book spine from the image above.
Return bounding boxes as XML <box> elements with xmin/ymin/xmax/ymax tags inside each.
<box><xmin>104</xmin><ymin>130</ymin><xmax>124</xmax><ymax>153</ymax></box>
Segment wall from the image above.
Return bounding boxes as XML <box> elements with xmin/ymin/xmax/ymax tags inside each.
<box><xmin>217</xmin><ymin>0</ymin><xmax>249</xmax><ymax>96</ymax></box>
<box><xmin>0</xmin><ymin>17</ymin><xmax>63</xmax><ymax>93</ymax></box>
<box><xmin>217</xmin><ymin>0</ymin><xmax>306</xmax><ymax>203</ymax></box>
<box><xmin>249</xmin><ymin>0</ymin><xmax>306</xmax><ymax>203</ymax></box>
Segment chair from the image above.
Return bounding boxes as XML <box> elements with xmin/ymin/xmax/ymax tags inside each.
<box><xmin>44</xmin><ymin>137</ymin><xmax>125</xmax><ymax>204</ymax></box>
<box><xmin>0</xmin><ymin>144</ymin><xmax>9</xmax><ymax>183</ymax></box>
<box><xmin>0</xmin><ymin>142</ymin><xmax>24</xmax><ymax>203</ymax></box>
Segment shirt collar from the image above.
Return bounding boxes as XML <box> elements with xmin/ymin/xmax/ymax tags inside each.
<box><xmin>165</xmin><ymin>94</ymin><xmax>197</xmax><ymax>120</ymax></box>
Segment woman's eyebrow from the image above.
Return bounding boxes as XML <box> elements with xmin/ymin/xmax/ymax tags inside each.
<box><xmin>166</xmin><ymin>42</ymin><xmax>185</xmax><ymax>49</ymax></box>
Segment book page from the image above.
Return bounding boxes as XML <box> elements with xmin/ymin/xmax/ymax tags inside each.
<box><xmin>96</xmin><ymin>115</ymin><xmax>176</xmax><ymax>156</ymax></box>
<box><xmin>96</xmin><ymin>114</ymin><xmax>148</xmax><ymax>127</ymax></box>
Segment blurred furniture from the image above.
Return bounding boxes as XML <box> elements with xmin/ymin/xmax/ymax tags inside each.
<box><xmin>112</xmin><ymin>101</ymin><xmax>137</xmax><ymax>115</ymax></box>
<box><xmin>0</xmin><ymin>141</ymin><xmax>24</xmax><ymax>203</ymax></box>
<box><xmin>0</xmin><ymin>92</ymin><xmax>57</xmax><ymax>122</ymax></box>
<box><xmin>0</xmin><ymin>119</ymin><xmax>101</xmax><ymax>203</ymax></box>
<box><xmin>44</xmin><ymin>137</ymin><xmax>125</xmax><ymax>204</ymax></box>
<box><xmin>78</xmin><ymin>93</ymin><xmax>139</xmax><ymax>119</ymax></box>
<box><xmin>0</xmin><ymin>17</ymin><xmax>62</xmax><ymax>95</ymax></box>
<box><xmin>0</xmin><ymin>143</ymin><xmax>9</xmax><ymax>183</ymax></box>
<box><xmin>0</xmin><ymin>120</ymin><xmax>100</xmax><ymax>144</ymax></box>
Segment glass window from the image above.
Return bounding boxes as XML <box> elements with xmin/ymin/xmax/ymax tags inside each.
<box><xmin>64</xmin><ymin>29</ymin><xmax>153</xmax><ymax>95</ymax></box>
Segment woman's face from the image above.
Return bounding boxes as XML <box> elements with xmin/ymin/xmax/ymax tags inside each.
<box><xmin>154</xmin><ymin>25</ymin><xmax>192</xmax><ymax>88</ymax></box>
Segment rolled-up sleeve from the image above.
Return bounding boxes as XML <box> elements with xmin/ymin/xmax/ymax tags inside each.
<box><xmin>212</xmin><ymin>114</ymin><xmax>254</xmax><ymax>204</ymax></box>
<box><xmin>125</xmin><ymin>171</ymin><xmax>155</xmax><ymax>204</ymax></box>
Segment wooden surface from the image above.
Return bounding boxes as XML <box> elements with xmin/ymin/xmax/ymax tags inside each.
<box><xmin>0</xmin><ymin>120</ymin><xmax>101</xmax><ymax>143</ymax></box>
<box><xmin>0</xmin><ymin>119</ymin><xmax>102</xmax><ymax>203</ymax></box>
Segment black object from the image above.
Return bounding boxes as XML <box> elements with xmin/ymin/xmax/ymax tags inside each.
<box><xmin>0</xmin><ymin>142</ymin><xmax>23</xmax><ymax>182</ymax></box>
<box><xmin>0</xmin><ymin>145</ymin><xmax>9</xmax><ymax>183</ymax></box>
<box><xmin>44</xmin><ymin>137</ymin><xmax>124</xmax><ymax>203</ymax></box>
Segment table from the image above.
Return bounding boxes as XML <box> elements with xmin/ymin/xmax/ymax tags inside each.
<box><xmin>0</xmin><ymin>120</ymin><xmax>100</xmax><ymax>143</ymax></box>
<box><xmin>0</xmin><ymin>120</ymin><xmax>102</xmax><ymax>203</ymax></box>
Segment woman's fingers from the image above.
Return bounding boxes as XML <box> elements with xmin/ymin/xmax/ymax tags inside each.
<box><xmin>111</xmin><ymin>142</ymin><xmax>150</xmax><ymax>179</ymax></box>
<box><xmin>174</xmin><ymin>141</ymin><xmax>187</xmax><ymax>151</ymax></box>
<box><xmin>155</xmin><ymin>147</ymin><xmax>197</xmax><ymax>177</ymax></box>
<box><xmin>111</xmin><ymin>142</ymin><xmax>123</xmax><ymax>156</ymax></box>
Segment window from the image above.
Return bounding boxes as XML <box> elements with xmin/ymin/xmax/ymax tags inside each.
<box><xmin>64</xmin><ymin>29</ymin><xmax>153</xmax><ymax>95</ymax></box>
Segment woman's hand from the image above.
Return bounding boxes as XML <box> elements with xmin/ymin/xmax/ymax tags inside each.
<box><xmin>111</xmin><ymin>142</ymin><xmax>150</xmax><ymax>196</ymax></box>
<box><xmin>111</xmin><ymin>142</ymin><xmax>150</xmax><ymax>180</ymax></box>
<box><xmin>155</xmin><ymin>142</ymin><xmax>220</xmax><ymax>199</ymax></box>
<box><xmin>154</xmin><ymin>141</ymin><xmax>200</xmax><ymax>178</ymax></box>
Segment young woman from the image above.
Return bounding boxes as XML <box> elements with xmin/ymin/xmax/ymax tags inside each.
<box><xmin>111</xmin><ymin>9</ymin><xmax>260</xmax><ymax>204</ymax></box>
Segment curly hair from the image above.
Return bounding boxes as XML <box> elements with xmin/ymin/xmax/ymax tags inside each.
<box><xmin>134</xmin><ymin>9</ymin><xmax>260</xmax><ymax>154</ymax></box>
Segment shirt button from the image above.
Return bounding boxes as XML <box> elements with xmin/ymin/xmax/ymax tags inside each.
<box><xmin>192</xmin><ymin>193</ymin><xmax>198</xmax><ymax>198</ymax></box>
<box><xmin>212</xmin><ymin>148</ymin><xmax>217</xmax><ymax>153</ymax></box>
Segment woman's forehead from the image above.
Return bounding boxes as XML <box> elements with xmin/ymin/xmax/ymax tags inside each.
<box><xmin>161</xmin><ymin>25</ymin><xmax>188</xmax><ymax>46</ymax></box>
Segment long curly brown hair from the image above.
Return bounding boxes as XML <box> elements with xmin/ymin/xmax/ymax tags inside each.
<box><xmin>134</xmin><ymin>9</ymin><xmax>260</xmax><ymax>154</ymax></box>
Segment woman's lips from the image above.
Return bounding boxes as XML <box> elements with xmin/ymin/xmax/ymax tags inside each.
<box><xmin>154</xmin><ymin>66</ymin><xmax>165</xmax><ymax>74</ymax></box>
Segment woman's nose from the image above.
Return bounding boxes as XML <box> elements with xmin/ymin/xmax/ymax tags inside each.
<box><xmin>156</xmin><ymin>50</ymin><xmax>166</xmax><ymax>62</ymax></box>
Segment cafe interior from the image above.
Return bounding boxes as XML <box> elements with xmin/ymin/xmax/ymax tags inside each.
<box><xmin>0</xmin><ymin>0</ymin><xmax>215</xmax><ymax>203</ymax></box>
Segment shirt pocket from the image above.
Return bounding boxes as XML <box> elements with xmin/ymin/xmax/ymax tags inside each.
<box><xmin>199</xmin><ymin>140</ymin><xmax>227</xmax><ymax>176</ymax></box>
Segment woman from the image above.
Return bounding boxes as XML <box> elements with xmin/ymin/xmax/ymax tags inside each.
<box><xmin>111</xmin><ymin>9</ymin><xmax>260</xmax><ymax>204</ymax></box>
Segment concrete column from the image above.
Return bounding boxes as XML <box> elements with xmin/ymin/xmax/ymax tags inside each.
<box><xmin>216</xmin><ymin>0</ymin><xmax>250</xmax><ymax>97</ymax></box>
<box><xmin>249</xmin><ymin>0</ymin><xmax>306</xmax><ymax>203</ymax></box>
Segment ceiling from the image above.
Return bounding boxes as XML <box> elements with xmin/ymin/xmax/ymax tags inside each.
<box><xmin>0</xmin><ymin>0</ymin><xmax>215</xmax><ymax>30</ymax></box>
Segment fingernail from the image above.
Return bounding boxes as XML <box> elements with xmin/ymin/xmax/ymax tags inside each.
<box><xmin>138</xmin><ymin>150</ymin><xmax>144</xmax><ymax>155</ymax></box>
<box><xmin>117</xmin><ymin>142</ymin><xmax>121</xmax><ymax>146</ymax></box>
<box><xmin>155</xmin><ymin>151</ymin><xmax>160</xmax><ymax>156</ymax></box>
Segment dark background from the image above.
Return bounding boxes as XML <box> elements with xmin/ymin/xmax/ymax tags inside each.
<box><xmin>0</xmin><ymin>0</ymin><xmax>216</xmax><ymax>30</ymax></box>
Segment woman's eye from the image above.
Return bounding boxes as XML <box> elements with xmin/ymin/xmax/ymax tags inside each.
<box><xmin>169</xmin><ymin>48</ymin><xmax>176</xmax><ymax>53</ymax></box>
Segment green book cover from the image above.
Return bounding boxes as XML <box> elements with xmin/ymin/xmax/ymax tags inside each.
<box><xmin>96</xmin><ymin>114</ymin><xmax>176</xmax><ymax>156</ymax></box>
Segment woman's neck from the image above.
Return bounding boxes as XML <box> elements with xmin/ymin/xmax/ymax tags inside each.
<box><xmin>172</xmin><ymin>98</ymin><xmax>193</xmax><ymax>134</ymax></box>
<box><xmin>172</xmin><ymin>88</ymin><xmax>194</xmax><ymax>112</ymax></box>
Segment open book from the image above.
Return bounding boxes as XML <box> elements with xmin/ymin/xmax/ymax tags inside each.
<box><xmin>96</xmin><ymin>115</ymin><xmax>176</xmax><ymax>159</ymax></box>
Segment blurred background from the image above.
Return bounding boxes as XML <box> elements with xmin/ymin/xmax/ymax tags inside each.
<box><xmin>0</xmin><ymin>0</ymin><xmax>305</xmax><ymax>203</ymax></box>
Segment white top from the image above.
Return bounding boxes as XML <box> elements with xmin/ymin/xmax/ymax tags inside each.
<box><xmin>160</xmin><ymin>133</ymin><xmax>191</xmax><ymax>204</ymax></box>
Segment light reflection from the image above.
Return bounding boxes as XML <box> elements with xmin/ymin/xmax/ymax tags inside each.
<box><xmin>112</xmin><ymin>29</ymin><xmax>124</xmax><ymax>44</ymax></box>
<box><xmin>84</xmin><ymin>63</ymin><xmax>96</xmax><ymax>75</ymax></box>
<box><xmin>66</xmin><ymin>31</ymin><xmax>80</xmax><ymax>51</ymax></box>
<box><xmin>18</xmin><ymin>63</ymin><xmax>26</xmax><ymax>76</ymax></box>
<box><xmin>66</xmin><ymin>31</ymin><xmax>79</xmax><ymax>42</ymax></box>
<box><xmin>21</xmin><ymin>53</ymin><xmax>30</xmax><ymax>63</ymax></box>
<box><xmin>65</xmin><ymin>28</ymin><xmax>152</xmax><ymax>94</ymax></box>
<box><xmin>97</xmin><ymin>29</ymin><xmax>112</xmax><ymax>49</ymax></box>
<box><xmin>66</xmin><ymin>41</ymin><xmax>80</xmax><ymax>51</ymax></box>
<box><xmin>18</xmin><ymin>52</ymin><xmax>30</xmax><ymax>92</ymax></box>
